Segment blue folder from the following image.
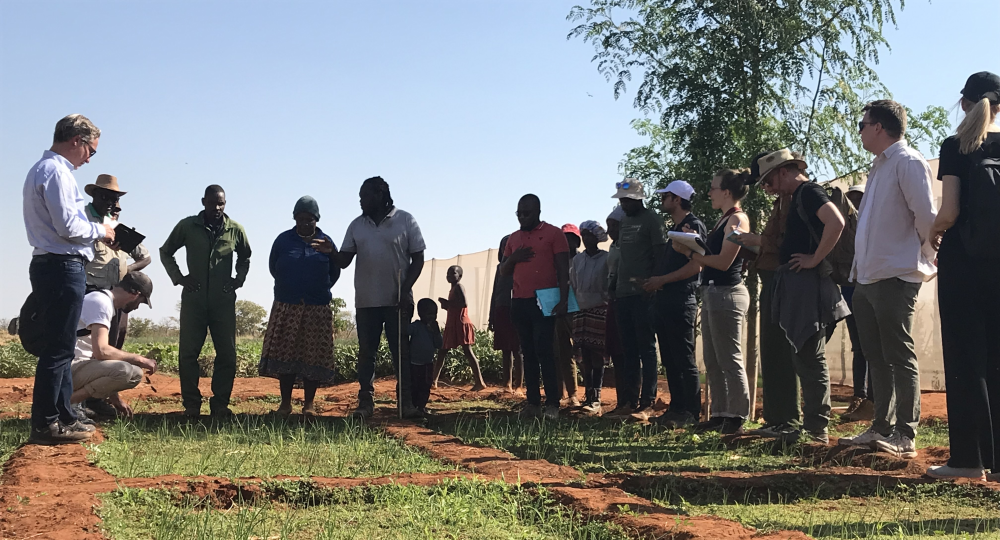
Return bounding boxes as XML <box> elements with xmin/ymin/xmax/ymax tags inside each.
<box><xmin>535</xmin><ymin>287</ymin><xmax>580</xmax><ymax>317</ymax></box>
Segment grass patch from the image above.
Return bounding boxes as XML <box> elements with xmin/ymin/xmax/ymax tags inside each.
<box><xmin>97</xmin><ymin>479</ymin><xmax>631</xmax><ymax>539</ymax></box>
<box><xmin>90</xmin><ymin>415</ymin><xmax>450</xmax><ymax>478</ymax></box>
<box><xmin>682</xmin><ymin>483</ymin><xmax>1000</xmax><ymax>539</ymax></box>
<box><xmin>438</xmin><ymin>413</ymin><xmax>800</xmax><ymax>474</ymax></box>
<box><xmin>0</xmin><ymin>418</ymin><xmax>30</xmax><ymax>465</ymax></box>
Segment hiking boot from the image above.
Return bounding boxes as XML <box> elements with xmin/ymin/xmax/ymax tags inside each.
<box><xmin>873</xmin><ymin>432</ymin><xmax>917</xmax><ymax>459</ymax></box>
<box><xmin>64</xmin><ymin>420</ymin><xmax>96</xmax><ymax>433</ymax></box>
<box><xmin>692</xmin><ymin>417</ymin><xmax>726</xmax><ymax>433</ymax></box>
<box><xmin>630</xmin><ymin>405</ymin><xmax>654</xmax><ymax>422</ymax></box>
<box><xmin>518</xmin><ymin>403</ymin><xmax>542</xmax><ymax>420</ymax></box>
<box><xmin>542</xmin><ymin>405</ymin><xmax>560</xmax><ymax>420</ymax></box>
<box><xmin>749</xmin><ymin>422</ymin><xmax>798</xmax><ymax>438</ymax></box>
<box><xmin>841</xmin><ymin>397</ymin><xmax>874</xmax><ymax>422</ymax></box>
<box><xmin>838</xmin><ymin>427</ymin><xmax>888</xmax><ymax>447</ymax></box>
<box><xmin>85</xmin><ymin>398</ymin><xmax>119</xmax><ymax>419</ymax></box>
<box><xmin>27</xmin><ymin>421</ymin><xmax>92</xmax><ymax>445</ymax></box>
<box><xmin>720</xmin><ymin>417</ymin><xmax>745</xmax><ymax>435</ymax></box>
<box><xmin>927</xmin><ymin>465</ymin><xmax>986</xmax><ymax>481</ymax></box>
<box><xmin>350</xmin><ymin>403</ymin><xmax>374</xmax><ymax>420</ymax></box>
<box><xmin>7</xmin><ymin>317</ymin><xmax>18</xmax><ymax>336</ymax></box>
<box><xmin>71</xmin><ymin>404</ymin><xmax>96</xmax><ymax>426</ymax></box>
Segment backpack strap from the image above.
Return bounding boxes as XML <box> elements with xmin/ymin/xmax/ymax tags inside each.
<box><xmin>77</xmin><ymin>290</ymin><xmax>119</xmax><ymax>338</ymax></box>
<box><xmin>793</xmin><ymin>185</ymin><xmax>823</xmax><ymax>251</ymax></box>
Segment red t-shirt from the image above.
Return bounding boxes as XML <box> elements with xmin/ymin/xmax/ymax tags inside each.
<box><xmin>503</xmin><ymin>222</ymin><xmax>570</xmax><ymax>299</ymax></box>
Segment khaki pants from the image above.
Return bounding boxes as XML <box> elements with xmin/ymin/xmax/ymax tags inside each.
<box><xmin>71</xmin><ymin>359</ymin><xmax>142</xmax><ymax>399</ymax></box>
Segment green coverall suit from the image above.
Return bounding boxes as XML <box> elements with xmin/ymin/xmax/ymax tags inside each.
<box><xmin>160</xmin><ymin>211</ymin><xmax>251</xmax><ymax>413</ymax></box>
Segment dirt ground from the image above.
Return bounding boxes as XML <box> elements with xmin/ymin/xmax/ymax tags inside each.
<box><xmin>0</xmin><ymin>375</ymin><xmax>955</xmax><ymax>539</ymax></box>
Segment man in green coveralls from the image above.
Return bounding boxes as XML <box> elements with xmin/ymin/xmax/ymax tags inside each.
<box><xmin>160</xmin><ymin>185</ymin><xmax>251</xmax><ymax>417</ymax></box>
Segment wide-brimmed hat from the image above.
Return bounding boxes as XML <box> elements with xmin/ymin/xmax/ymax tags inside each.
<box><xmin>757</xmin><ymin>149</ymin><xmax>808</xmax><ymax>184</ymax></box>
<box><xmin>611</xmin><ymin>178</ymin><xmax>645</xmax><ymax>200</ymax></box>
<box><xmin>85</xmin><ymin>174</ymin><xmax>126</xmax><ymax>197</ymax></box>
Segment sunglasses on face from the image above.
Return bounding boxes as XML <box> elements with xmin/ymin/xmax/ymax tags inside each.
<box><xmin>82</xmin><ymin>140</ymin><xmax>97</xmax><ymax>158</ymax></box>
<box><xmin>858</xmin><ymin>121</ymin><xmax>875</xmax><ymax>133</ymax></box>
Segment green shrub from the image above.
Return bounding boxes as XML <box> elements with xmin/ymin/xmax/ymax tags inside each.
<box><xmin>0</xmin><ymin>340</ymin><xmax>36</xmax><ymax>378</ymax></box>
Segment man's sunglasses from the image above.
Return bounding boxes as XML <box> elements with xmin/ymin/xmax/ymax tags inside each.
<box><xmin>82</xmin><ymin>140</ymin><xmax>97</xmax><ymax>158</ymax></box>
<box><xmin>858</xmin><ymin>121</ymin><xmax>876</xmax><ymax>133</ymax></box>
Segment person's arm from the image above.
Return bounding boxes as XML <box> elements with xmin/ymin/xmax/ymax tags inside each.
<box><xmin>89</xmin><ymin>324</ymin><xmax>157</xmax><ymax>373</ymax></box>
<box><xmin>330</xmin><ymin>222</ymin><xmax>357</xmax><ymax>269</ymax></box>
<box><xmin>232</xmin><ymin>225</ymin><xmax>252</xmax><ymax>290</ymax></box>
<box><xmin>268</xmin><ymin>235</ymin><xmax>281</xmax><ymax>279</ymax></box>
<box><xmin>930</xmin><ymin>176</ymin><xmax>960</xmax><ymax>251</ymax></box>
<box><xmin>402</xmin><ymin>251</ymin><xmax>424</xmax><ymax>299</ymax></box>
<box><xmin>687</xmin><ymin>214</ymin><xmax>749</xmax><ymax>270</ymax></box>
<box><xmin>160</xmin><ymin>220</ymin><xmax>198</xmax><ymax>290</ymax></box>
<box><xmin>454</xmin><ymin>283</ymin><xmax>468</xmax><ymax>309</ymax></box>
<box><xmin>42</xmin><ymin>171</ymin><xmax>112</xmax><ymax>243</ymax></box>
<box><xmin>789</xmin><ymin>202</ymin><xmax>845</xmax><ymax>271</ymax></box>
<box><xmin>127</xmin><ymin>244</ymin><xmax>152</xmax><ymax>273</ymax></box>
<box><xmin>326</xmin><ymin>237</ymin><xmax>342</xmax><ymax>286</ymax></box>
<box><xmin>500</xmin><ymin>245</ymin><xmax>534</xmax><ymax>275</ymax></box>
<box><xmin>644</xmin><ymin>258</ymin><xmax>704</xmax><ymax>292</ymax></box>
<box><xmin>899</xmin><ymin>158</ymin><xmax>938</xmax><ymax>243</ymax></box>
<box><xmin>553</xmin><ymin>251</ymin><xmax>570</xmax><ymax>315</ymax></box>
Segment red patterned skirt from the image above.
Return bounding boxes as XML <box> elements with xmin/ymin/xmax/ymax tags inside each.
<box><xmin>258</xmin><ymin>301</ymin><xmax>337</xmax><ymax>386</ymax></box>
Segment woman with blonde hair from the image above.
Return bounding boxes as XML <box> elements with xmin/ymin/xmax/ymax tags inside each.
<box><xmin>673</xmin><ymin>169</ymin><xmax>753</xmax><ymax>434</ymax></box>
<box><xmin>927</xmin><ymin>72</ymin><xmax>1000</xmax><ymax>481</ymax></box>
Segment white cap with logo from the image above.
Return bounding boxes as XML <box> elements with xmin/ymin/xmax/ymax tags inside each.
<box><xmin>655</xmin><ymin>180</ymin><xmax>696</xmax><ymax>201</ymax></box>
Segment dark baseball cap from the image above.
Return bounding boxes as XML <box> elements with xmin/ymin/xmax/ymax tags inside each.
<box><xmin>121</xmin><ymin>271</ymin><xmax>153</xmax><ymax>308</ymax></box>
<box><xmin>961</xmin><ymin>71</ymin><xmax>1000</xmax><ymax>104</ymax></box>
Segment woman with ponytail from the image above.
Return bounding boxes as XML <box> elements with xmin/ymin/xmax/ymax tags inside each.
<box><xmin>672</xmin><ymin>169</ymin><xmax>753</xmax><ymax>434</ymax></box>
<box><xmin>927</xmin><ymin>71</ymin><xmax>1000</xmax><ymax>481</ymax></box>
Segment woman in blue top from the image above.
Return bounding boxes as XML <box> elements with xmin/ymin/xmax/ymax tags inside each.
<box><xmin>259</xmin><ymin>196</ymin><xmax>341</xmax><ymax>416</ymax></box>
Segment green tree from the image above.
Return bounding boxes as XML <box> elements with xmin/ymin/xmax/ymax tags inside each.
<box><xmin>330</xmin><ymin>297</ymin><xmax>355</xmax><ymax>336</ymax></box>
<box><xmin>569</xmin><ymin>0</ymin><xmax>948</xmax><ymax>417</ymax></box>
<box><xmin>128</xmin><ymin>317</ymin><xmax>155</xmax><ymax>338</ymax></box>
<box><xmin>235</xmin><ymin>300</ymin><xmax>268</xmax><ymax>337</ymax></box>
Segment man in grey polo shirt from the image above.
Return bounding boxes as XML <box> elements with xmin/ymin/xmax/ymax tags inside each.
<box><xmin>332</xmin><ymin>176</ymin><xmax>425</xmax><ymax>419</ymax></box>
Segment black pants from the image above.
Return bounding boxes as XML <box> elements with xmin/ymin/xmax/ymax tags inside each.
<box><xmin>356</xmin><ymin>303</ymin><xmax>414</xmax><ymax>409</ymax></box>
<box><xmin>615</xmin><ymin>294</ymin><xmax>657</xmax><ymax>408</ymax></box>
<box><xmin>939</xmin><ymin>236</ymin><xmax>1000</xmax><ymax>470</ymax></box>
<box><xmin>655</xmin><ymin>285</ymin><xmax>701</xmax><ymax>417</ymax></box>
<box><xmin>29</xmin><ymin>254</ymin><xmax>87</xmax><ymax>431</ymax></box>
<box><xmin>511</xmin><ymin>298</ymin><xmax>560</xmax><ymax>407</ymax></box>
<box><xmin>410</xmin><ymin>363</ymin><xmax>434</xmax><ymax>409</ymax></box>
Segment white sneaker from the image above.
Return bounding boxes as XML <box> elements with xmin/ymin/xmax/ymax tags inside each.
<box><xmin>874</xmin><ymin>432</ymin><xmax>917</xmax><ymax>459</ymax></box>
<box><xmin>838</xmin><ymin>427</ymin><xmax>888</xmax><ymax>447</ymax></box>
<box><xmin>542</xmin><ymin>406</ymin><xmax>560</xmax><ymax>420</ymax></box>
<box><xmin>927</xmin><ymin>465</ymin><xmax>985</xmax><ymax>480</ymax></box>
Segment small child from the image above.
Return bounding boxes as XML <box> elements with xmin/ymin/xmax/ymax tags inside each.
<box><xmin>410</xmin><ymin>298</ymin><xmax>443</xmax><ymax>413</ymax></box>
<box><xmin>432</xmin><ymin>265</ymin><xmax>488</xmax><ymax>391</ymax></box>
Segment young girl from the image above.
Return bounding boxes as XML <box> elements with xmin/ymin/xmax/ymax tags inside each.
<box><xmin>432</xmin><ymin>265</ymin><xmax>488</xmax><ymax>391</ymax></box>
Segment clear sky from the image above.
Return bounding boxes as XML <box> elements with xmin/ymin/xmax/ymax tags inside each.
<box><xmin>1</xmin><ymin>0</ymin><xmax>994</xmax><ymax>324</ymax></box>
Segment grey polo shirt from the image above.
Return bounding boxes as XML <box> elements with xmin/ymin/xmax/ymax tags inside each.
<box><xmin>342</xmin><ymin>207</ymin><xmax>426</xmax><ymax>309</ymax></box>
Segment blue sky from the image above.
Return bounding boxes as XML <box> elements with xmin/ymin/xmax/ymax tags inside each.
<box><xmin>1</xmin><ymin>0</ymin><xmax>994</xmax><ymax>323</ymax></box>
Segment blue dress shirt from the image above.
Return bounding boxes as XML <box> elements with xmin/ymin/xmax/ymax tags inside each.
<box><xmin>22</xmin><ymin>151</ymin><xmax>104</xmax><ymax>260</ymax></box>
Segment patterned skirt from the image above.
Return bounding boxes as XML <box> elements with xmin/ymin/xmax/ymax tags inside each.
<box><xmin>572</xmin><ymin>306</ymin><xmax>607</xmax><ymax>350</ymax></box>
<box><xmin>258</xmin><ymin>301</ymin><xmax>337</xmax><ymax>386</ymax></box>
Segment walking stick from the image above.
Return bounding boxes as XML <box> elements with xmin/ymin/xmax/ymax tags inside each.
<box><xmin>398</xmin><ymin>269</ymin><xmax>403</xmax><ymax>420</ymax></box>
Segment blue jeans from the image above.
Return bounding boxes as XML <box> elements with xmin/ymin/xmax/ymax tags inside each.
<box><xmin>616</xmin><ymin>294</ymin><xmax>658</xmax><ymax>408</ymax></box>
<box><xmin>510</xmin><ymin>298</ymin><xmax>559</xmax><ymax>407</ymax></box>
<box><xmin>356</xmin><ymin>303</ymin><xmax>413</xmax><ymax>408</ymax></box>
<box><xmin>29</xmin><ymin>254</ymin><xmax>87</xmax><ymax>431</ymax></box>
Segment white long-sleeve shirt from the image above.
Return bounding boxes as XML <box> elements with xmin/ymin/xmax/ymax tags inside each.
<box><xmin>851</xmin><ymin>140</ymin><xmax>938</xmax><ymax>285</ymax></box>
<box><xmin>22</xmin><ymin>151</ymin><xmax>104</xmax><ymax>260</ymax></box>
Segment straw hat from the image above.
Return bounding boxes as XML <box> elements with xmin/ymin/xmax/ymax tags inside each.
<box><xmin>84</xmin><ymin>174</ymin><xmax>126</xmax><ymax>197</ymax></box>
<box><xmin>757</xmin><ymin>149</ymin><xmax>808</xmax><ymax>184</ymax></box>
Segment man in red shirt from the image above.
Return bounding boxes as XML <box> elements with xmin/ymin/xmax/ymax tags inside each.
<box><xmin>501</xmin><ymin>194</ymin><xmax>570</xmax><ymax>420</ymax></box>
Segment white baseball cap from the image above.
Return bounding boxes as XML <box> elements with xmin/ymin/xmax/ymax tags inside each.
<box><xmin>656</xmin><ymin>180</ymin><xmax>696</xmax><ymax>201</ymax></box>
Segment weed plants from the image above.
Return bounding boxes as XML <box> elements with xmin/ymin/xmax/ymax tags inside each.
<box><xmin>97</xmin><ymin>478</ymin><xmax>631</xmax><ymax>540</ymax></box>
<box><xmin>90</xmin><ymin>415</ymin><xmax>449</xmax><ymax>478</ymax></box>
<box><xmin>0</xmin><ymin>418</ymin><xmax>29</xmax><ymax>465</ymax></box>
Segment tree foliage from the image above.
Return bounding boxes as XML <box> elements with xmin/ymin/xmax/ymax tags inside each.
<box><xmin>330</xmin><ymin>297</ymin><xmax>355</xmax><ymax>336</ymax></box>
<box><xmin>235</xmin><ymin>300</ymin><xmax>268</xmax><ymax>337</ymax></box>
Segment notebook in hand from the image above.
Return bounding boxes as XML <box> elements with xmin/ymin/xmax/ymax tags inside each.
<box><xmin>535</xmin><ymin>287</ymin><xmax>580</xmax><ymax>317</ymax></box>
<box><xmin>113</xmin><ymin>224</ymin><xmax>146</xmax><ymax>253</ymax></box>
<box><xmin>667</xmin><ymin>231</ymin><xmax>708</xmax><ymax>255</ymax></box>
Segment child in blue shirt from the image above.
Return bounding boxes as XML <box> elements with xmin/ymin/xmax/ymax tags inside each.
<box><xmin>410</xmin><ymin>298</ymin><xmax>443</xmax><ymax>414</ymax></box>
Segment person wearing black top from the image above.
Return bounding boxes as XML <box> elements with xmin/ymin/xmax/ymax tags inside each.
<box><xmin>927</xmin><ymin>71</ymin><xmax>1000</xmax><ymax>481</ymax></box>
<box><xmin>757</xmin><ymin>149</ymin><xmax>847</xmax><ymax>445</ymax></box>
<box><xmin>642</xmin><ymin>181</ymin><xmax>706</xmax><ymax>428</ymax></box>
<box><xmin>672</xmin><ymin>170</ymin><xmax>753</xmax><ymax>435</ymax></box>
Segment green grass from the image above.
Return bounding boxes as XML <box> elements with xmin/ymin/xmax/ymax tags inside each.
<box><xmin>0</xmin><ymin>418</ymin><xmax>30</xmax><ymax>465</ymax></box>
<box><xmin>683</xmin><ymin>483</ymin><xmax>1000</xmax><ymax>539</ymax></box>
<box><xmin>97</xmin><ymin>479</ymin><xmax>631</xmax><ymax>540</ymax></box>
<box><xmin>440</xmin><ymin>414</ymin><xmax>802</xmax><ymax>474</ymax></box>
<box><xmin>90</xmin><ymin>415</ymin><xmax>450</xmax><ymax>478</ymax></box>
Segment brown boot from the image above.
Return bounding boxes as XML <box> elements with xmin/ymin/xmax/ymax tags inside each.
<box><xmin>841</xmin><ymin>397</ymin><xmax>874</xmax><ymax>421</ymax></box>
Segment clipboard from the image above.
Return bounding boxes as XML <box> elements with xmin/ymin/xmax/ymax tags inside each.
<box><xmin>114</xmin><ymin>224</ymin><xmax>146</xmax><ymax>253</ymax></box>
<box><xmin>535</xmin><ymin>287</ymin><xmax>580</xmax><ymax>317</ymax></box>
<box><xmin>667</xmin><ymin>231</ymin><xmax>708</xmax><ymax>256</ymax></box>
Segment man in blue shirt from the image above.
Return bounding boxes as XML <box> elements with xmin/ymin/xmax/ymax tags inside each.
<box><xmin>22</xmin><ymin>114</ymin><xmax>116</xmax><ymax>445</ymax></box>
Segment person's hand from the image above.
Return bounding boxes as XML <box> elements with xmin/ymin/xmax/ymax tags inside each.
<box><xmin>138</xmin><ymin>356</ymin><xmax>158</xmax><ymax>375</ymax></box>
<box><xmin>177</xmin><ymin>275</ymin><xmax>201</xmax><ymax>292</ymax></box>
<box><xmin>222</xmin><ymin>278</ymin><xmax>241</xmax><ymax>294</ymax></box>
<box><xmin>102</xmin><ymin>223</ymin><xmax>116</xmax><ymax>242</ymax></box>
<box><xmin>311</xmin><ymin>238</ymin><xmax>334</xmax><ymax>254</ymax></box>
<box><xmin>507</xmin><ymin>246</ymin><xmax>535</xmax><ymax>264</ymax></box>
<box><xmin>108</xmin><ymin>394</ymin><xmax>133</xmax><ymax>419</ymax></box>
<box><xmin>643</xmin><ymin>276</ymin><xmax>666</xmax><ymax>293</ymax></box>
<box><xmin>552</xmin><ymin>299</ymin><xmax>568</xmax><ymax>316</ymax></box>
<box><xmin>681</xmin><ymin>224</ymin><xmax>695</xmax><ymax>234</ymax></box>
<box><xmin>438</xmin><ymin>297</ymin><xmax>449</xmax><ymax>310</ymax></box>
<box><xmin>789</xmin><ymin>253</ymin><xmax>820</xmax><ymax>271</ymax></box>
<box><xmin>929</xmin><ymin>224</ymin><xmax>947</xmax><ymax>252</ymax></box>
